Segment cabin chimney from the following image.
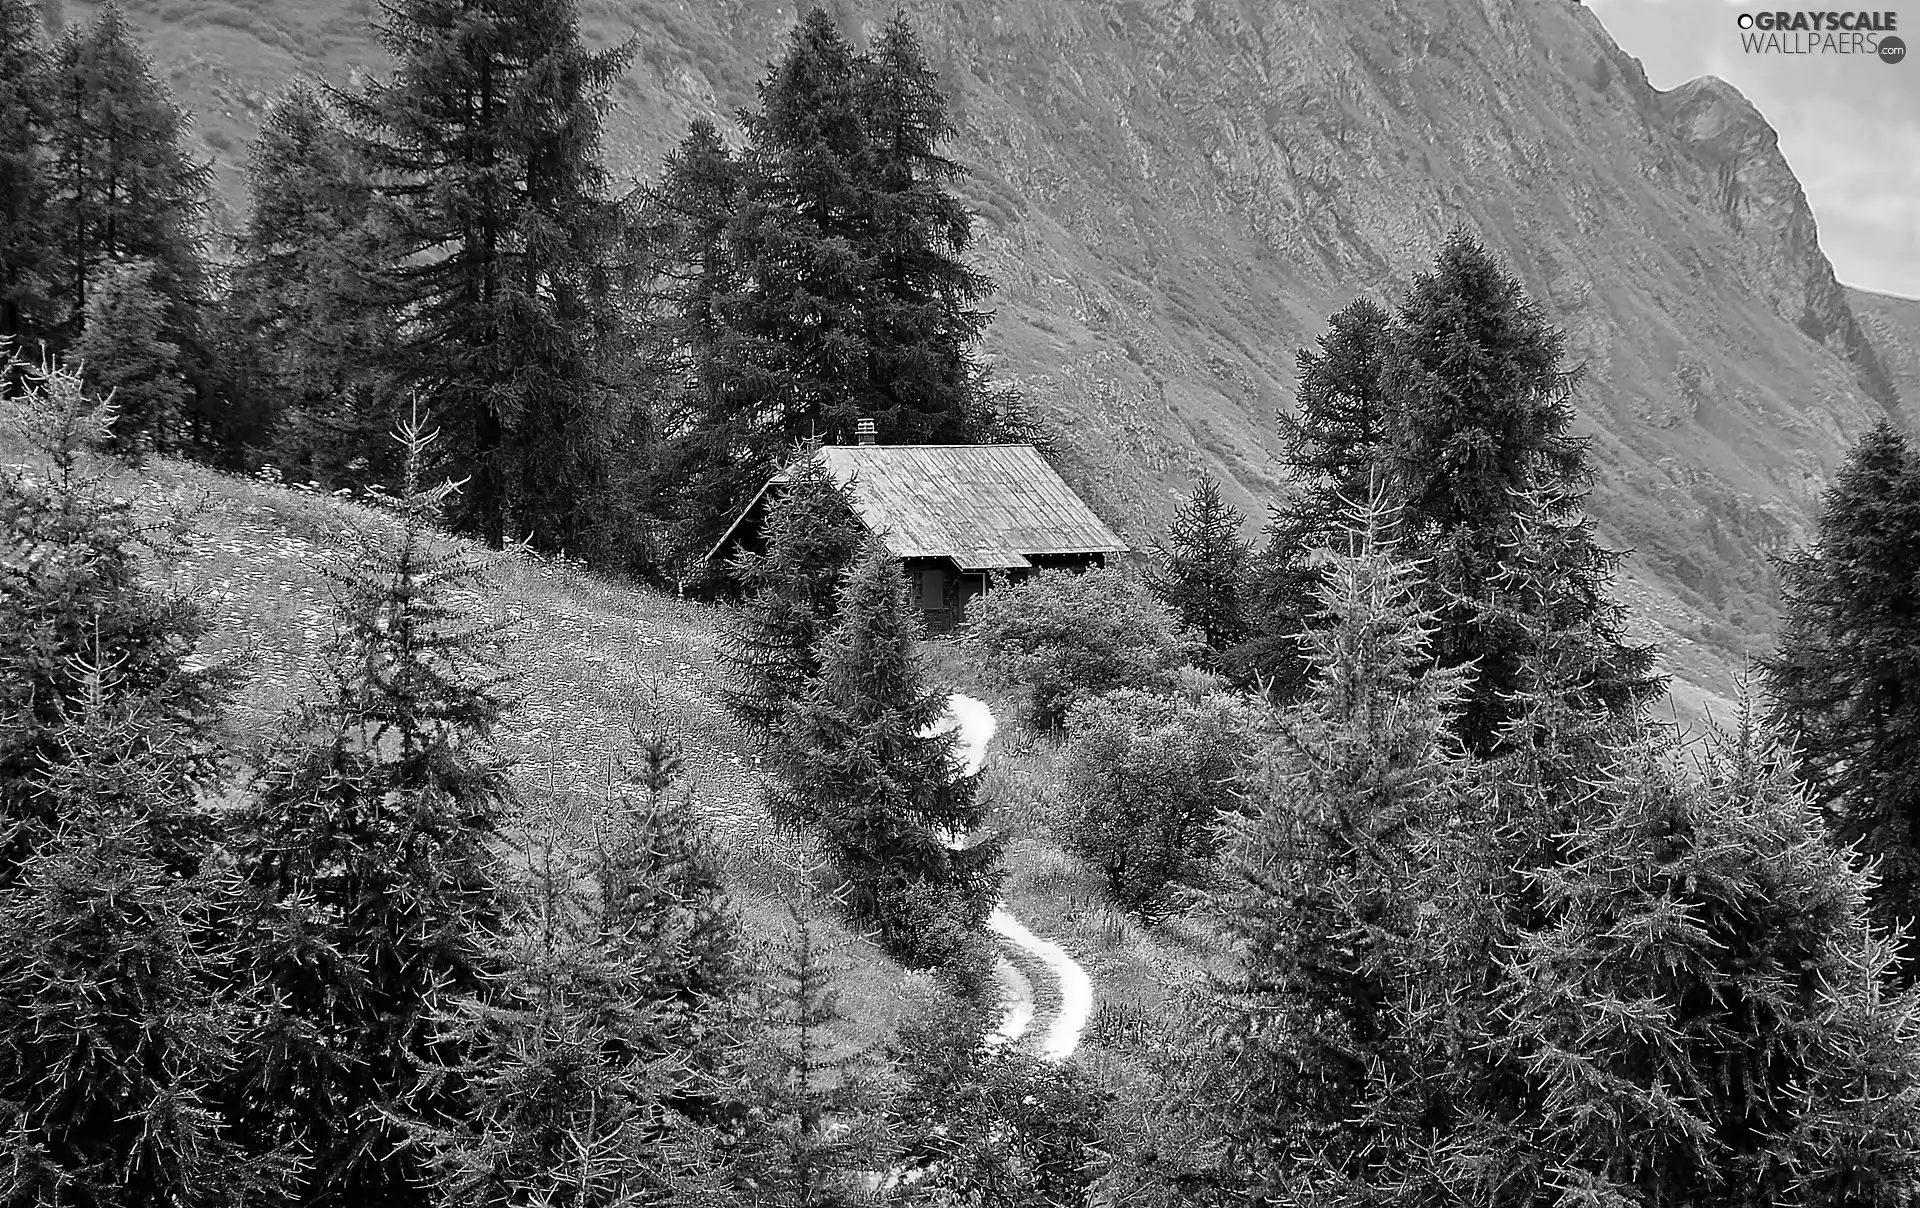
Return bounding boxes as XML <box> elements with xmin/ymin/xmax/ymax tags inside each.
<box><xmin>855</xmin><ymin>417</ymin><xmax>877</xmax><ymax>446</ymax></box>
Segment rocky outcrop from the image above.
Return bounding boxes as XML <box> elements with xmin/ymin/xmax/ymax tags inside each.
<box><xmin>1662</xmin><ymin>77</ymin><xmax>1897</xmax><ymax>409</ymax></box>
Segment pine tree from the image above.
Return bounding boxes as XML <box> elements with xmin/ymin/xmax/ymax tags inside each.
<box><xmin>719</xmin><ymin>447</ymin><xmax>866</xmax><ymax>739</ymax></box>
<box><xmin>0</xmin><ymin>354</ymin><xmax>226</xmax><ymax>883</ymax></box>
<box><xmin>0</xmin><ymin>0</ymin><xmax>52</xmax><ymax>370</ymax></box>
<box><xmin>346</xmin><ymin>0</ymin><xmax>629</xmax><ymax>550</ymax></box>
<box><xmin>69</xmin><ymin>256</ymin><xmax>190</xmax><ymax>455</ymax></box>
<box><xmin>1146</xmin><ymin>475</ymin><xmax>1251</xmax><ymax>665</ymax></box>
<box><xmin>1158</xmin><ymin>499</ymin><xmax>1470</xmax><ymax>1204</ymax></box>
<box><xmin>1384</xmin><ymin>229</ymin><xmax>1655</xmax><ymax>753</ymax></box>
<box><xmin>230</xmin><ymin>83</ymin><xmax>395</xmax><ymax>487</ymax></box>
<box><xmin>42</xmin><ymin>5</ymin><xmax>209</xmax><ymax>355</ymax></box>
<box><xmin>222</xmin><ymin>416</ymin><xmax>516</xmax><ymax>1208</ymax></box>
<box><xmin>731</xmin><ymin>910</ymin><xmax>890</xmax><ymax>1208</ymax></box>
<box><xmin>1767</xmin><ymin>419</ymin><xmax>1920</xmax><ymax>978</ymax></box>
<box><xmin>1234</xmin><ymin>297</ymin><xmax>1392</xmax><ymax>699</ymax></box>
<box><xmin>771</xmin><ymin>540</ymin><xmax>1004</xmax><ymax>974</ymax></box>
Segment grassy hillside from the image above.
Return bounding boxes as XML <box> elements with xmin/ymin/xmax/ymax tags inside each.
<box><xmin>82</xmin><ymin>446</ymin><xmax>1224</xmax><ymax>1073</ymax></box>
<box><xmin>1852</xmin><ymin>287</ymin><xmax>1920</xmax><ymax>418</ymax></box>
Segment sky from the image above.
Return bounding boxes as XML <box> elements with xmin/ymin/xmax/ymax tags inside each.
<box><xmin>1587</xmin><ymin>0</ymin><xmax>1920</xmax><ymax>299</ymax></box>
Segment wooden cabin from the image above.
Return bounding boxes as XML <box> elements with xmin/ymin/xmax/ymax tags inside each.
<box><xmin>707</xmin><ymin>435</ymin><xmax>1129</xmax><ymax>632</ymax></box>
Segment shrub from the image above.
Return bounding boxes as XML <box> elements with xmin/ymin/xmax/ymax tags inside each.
<box><xmin>1058</xmin><ymin>687</ymin><xmax>1254</xmax><ymax>909</ymax></box>
<box><xmin>964</xmin><ymin>566</ymin><xmax>1194</xmax><ymax>729</ymax></box>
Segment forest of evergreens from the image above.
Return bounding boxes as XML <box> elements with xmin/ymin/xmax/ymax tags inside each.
<box><xmin>8</xmin><ymin>0</ymin><xmax>1920</xmax><ymax>1205</ymax></box>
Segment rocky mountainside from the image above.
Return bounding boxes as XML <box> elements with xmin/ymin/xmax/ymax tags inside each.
<box><xmin>71</xmin><ymin>0</ymin><xmax>1920</xmax><ymax>708</ymax></box>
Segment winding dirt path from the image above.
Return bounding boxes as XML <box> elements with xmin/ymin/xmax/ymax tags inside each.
<box><xmin>929</xmin><ymin>694</ymin><xmax>1094</xmax><ymax>1062</ymax></box>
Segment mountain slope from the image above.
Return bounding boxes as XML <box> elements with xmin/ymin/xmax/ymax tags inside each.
<box><xmin>1851</xmin><ymin>287</ymin><xmax>1920</xmax><ymax>419</ymax></box>
<box><xmin>72</xmin><ymin>0</ymin><xmax>1907</xmax><ymax>705</ymax></box>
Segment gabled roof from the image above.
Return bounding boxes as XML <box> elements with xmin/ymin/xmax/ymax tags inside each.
<box><xmin>707</xmin><ymin>444</ymin><xmax>1129</xmax><ymax>568</ymax></box>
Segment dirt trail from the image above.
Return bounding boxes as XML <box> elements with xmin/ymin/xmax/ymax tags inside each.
<box><xmin>930</xmin><ymin>694</ymin><xmax>1094</xmax><ymax>1062</ymax></box>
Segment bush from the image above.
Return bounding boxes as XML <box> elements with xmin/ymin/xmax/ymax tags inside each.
<box><xmin>964</xmin><ymin>567</ymin><xmax>1194</xmax><ymax>729</ymax></box>
<box><xmin>1058</xmin><ymin>686</ymin><xmax>1254</xmax><ymax>909</ymax></box>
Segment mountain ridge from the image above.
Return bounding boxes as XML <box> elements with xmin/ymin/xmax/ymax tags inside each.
<box><xmin>69</xmin><ymin>0</ymin><xmax>1920</xmax><ymax>708</ymax></box>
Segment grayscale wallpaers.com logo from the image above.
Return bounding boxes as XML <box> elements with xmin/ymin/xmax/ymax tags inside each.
<box><xmin>1734</xmin><ymin>10</ymin><xmax>1905</xmax><ymax>60</ymax></box>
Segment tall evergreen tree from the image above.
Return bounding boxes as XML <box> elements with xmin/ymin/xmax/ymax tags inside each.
<box><xmin>719</xmin><ymin>447</ymin><xmax>866</xmax><ymax>738</ymax></box>
<box><xmin>1233</xmin><ymin>297</ymin><xmax>1392</xmax><ymax>698</ymax></box>
<box><xmin>1768</xmin><ymin>419</ymin><xmax>1920</xmax><ymax>977</ymax></box>
<box><xmin>42</xmin><ymin>4</ymin><xmax>209</xmax><ymax>353</ymax></box>
<box><xmin>222</xmin><ymin>418</ymin><xmax>516</xmax><ymax>1208</ymax></box>
<box><xmin>853</xmin><ymin>12</ymin><xmax>990</xmax><ymax>442</ymax></box>
<box><xmin>230</xmin><ymin>83</ymin><xmax>394</xmax><ymax>486</ymax></box>
<box><xmin>1146</xmin><ymin>474</ymin><xmax>1251</xmax><ymax>665</ymax></box>
<box><xmin>771</xmin><ymin>540</ymin><xmax>1004</xmax><ymax>974</ymax></box>
<box><xmin>346</xmin><ymin>0</ymin><xmax>629</xmax><ymax>550</ymax></box>
<box><xmin>719</xmin><ymin>9</ymin><xmax>990</xmax><ymax>460</ymax></box>
<box><xmin>632</xmin><ymin>119</ymin><xmax>748</xmax><ymax>578</ymax></box>
<box><xmin>0</xmin><ymin>0</ymin><xmax>51</xmax><ymax>370</ymax></box>
<box><xmin>1384</xmin><ymin>229</ymin><xmax>1655</xmax><ymax>753</ymax></box>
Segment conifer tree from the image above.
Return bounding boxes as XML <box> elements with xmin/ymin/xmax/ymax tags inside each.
<box><xmin>633</xmin><ymin>120</ymin><xmax>748</xmax><ymax>572</ymax></box>
<box><xmin>0</xmin><ymin>0</ymin><xmax>51</xmax><ymax>368</ymax></box>
<box><xmin>222</xmin><ymin>416</ymin><xmax>516</xmax><ymax>1208</ymax></box>
<box><xmin>720</xmin><ymin>448</ymin><xmax>866</xmax><ymax>738</ymax></box>
<box><xmin>1234</xmin><ymin>297</ymin><xmax>1392</xmax><ymax>698</ymax></box>
<box><xmin>1158</xmin><ymin>499</ymin><xmax>1470</xmax><ymax>1203</ymax></box>
<box><xmin>1768</xmin><ymin>419</ymin><xmax>1920</xmax><ymax>977</ymax></box>
<box><xmin>1425</xmin><ymin>716</ymin><xmax>1920</xmax><ymax>1206</ymax></box>
<box><xmin>1384</xmin><ymin>229</ymin><xmax>1655</xmax><ymax>753</ymax></box>
<box><xmin>720</xmin><ymin>9</ymin><xmax>991</xmax><ymax>457</ymax></box>
<box><xmin>731</xmin><ymin>910</ymin><xmax>890</xmax><ymax>1208</ymax></box>
<box><xmin>0</xmin><ymin>354</ymin><xmax>226</xmax><ymax>883</ymax></box>
<box><xmin>853</xmin><ymin>12</ymin><xmax>991</xmax><ymax>443</ymax></box>
<box><xmin>42</xmin><ymin>4</ymin><xmax>209</xmax><ymax>353</ymax></box>
<box><xmin>772</xmin><ymin>540</ymin><xmax>1004</xmax><ymax>974</ymax></box>
<box><xmin>230</xmin><ymin>83</ymin><xmax>394</xmax><ymax>486</ymax></box>
<box><xmin>346</xmin><ymin>0</ymin><xmax>629</xmax><ymax>550</ymax></box>
<box><xmin>69</xmin><ymin>256</ymin><xmax>190</xmax><ymax>455</ymax></box>
<box><xmin>1147</xmin><ymin>474</ymin><xmax>1251</xmax><ymax>665</ymax></box>
<box><xmin>0</xmin><ymin>698</ymin><xmax>285</xmax><ymax>1208</ymax></box>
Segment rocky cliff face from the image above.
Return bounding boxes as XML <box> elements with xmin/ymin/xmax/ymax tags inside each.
<box><xmin>89</xmin><ymin>0</ymin><xmax>1914</xmax><ymax>705</ymax></box>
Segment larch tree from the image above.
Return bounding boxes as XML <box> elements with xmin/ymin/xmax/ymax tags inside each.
<box><xmin>42</xmin><ymin>4</ymin><xmax>208</xmax><ymax>359</ymax></box>
<box><xmin>229</xmin><ymin>83</ymin><xmax>394</xmax><ymax>487</ymax></box>
<box><xmin>1767</xmin><ymin>419</ymin><xmax>1920</xmax><ymax>978</ymax></box>
<box><xmin>1384</xmin><ymin>228</ymin><xmax>1655</xmax><ymax>754</ymax></box>
<box><xmin>633</xmin><ymin>118</ymin><xmax>748</xmax><ymax>578</ymax></box>
<box><xmin>720</xmin><ymin>8</ymin><xmax>991</xmax><ymax>461</ymax></box>
<box><xmin>1155</xmin><ymin>498</ymin><xmax>1470</xmax><ymax>1205</ymax></box>
<box><xmin>0</xmin><ymin>0</ymin><xmax>51</xmax><ymax>369</ymax></box>
<box><xmin>346</xmin><ymin>0</ymin><xmax>629</xmax><ymax>551</ymax></box>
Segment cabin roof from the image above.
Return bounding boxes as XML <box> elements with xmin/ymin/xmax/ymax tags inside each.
<box><xmin>708</xmin><ymin>443</ymin><xmax>1129</xmax><ymax>568</ymax></box>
